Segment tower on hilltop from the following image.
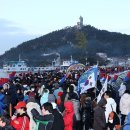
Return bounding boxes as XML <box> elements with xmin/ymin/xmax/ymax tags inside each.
<box><xmin>77</xmin><ymin>16</ymin><xmax>83</xmax><ymax>29</ymax></box>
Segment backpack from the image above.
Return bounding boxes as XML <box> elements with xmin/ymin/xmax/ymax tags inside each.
<box><xmin>108</xmin><ymin>105</ymin><xmax>121</xmax><ymax>129</ymax></box>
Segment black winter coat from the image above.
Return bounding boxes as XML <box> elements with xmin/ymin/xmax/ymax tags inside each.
<box><xmin>93</xmin><ymin>106</ymin><xmax>106</xmax><ymax>130</ymax></box>
<box><xmin>31</xmin><ymin>109</ymin><xmax>54</xmax><ymax>130</ymax></box>
<box><xmin>8</xmin><ymin>86</ymin><xmax>17</xmax><ymax>105</ymax></box>
<box><xmin>51</xmin><ymin>109</ymin><xmax>64</xmax><ymax>130</ymax></box>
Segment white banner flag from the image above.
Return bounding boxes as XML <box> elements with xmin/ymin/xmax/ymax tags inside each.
<box><xmin>97</xmin><ymin>76</ymin><xmax>108</xmax><ymax>103</ymax></box>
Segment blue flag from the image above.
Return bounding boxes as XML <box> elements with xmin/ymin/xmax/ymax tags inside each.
<box><xmin>78</xmin><ymin>65</ymin><xmax>98</xmax><ymax>94</ymax></box>
<box><xmin>59</xmin><ymin>76</ymin><xmax>66</xmax><ymax>84</ymax></box>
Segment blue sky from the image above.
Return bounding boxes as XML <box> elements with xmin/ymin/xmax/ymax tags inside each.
<box><xmin>0</xmin><ymin>0</ymin><xmax>130</xmax><ymax>55</ymax></box>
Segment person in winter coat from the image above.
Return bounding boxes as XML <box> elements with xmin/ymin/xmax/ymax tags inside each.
<box><xmin>7</xmin><ymin>82</ymin><xmax>17</xmax><ymax>115</ymax></box>
<box><xmin>0</xmin><ymin>116</ymin><xmax>15</xmax><ymax>130</ymax></box>
<box><xmin>38</xmin><ymin>85</ymin><xmax>45</xmax><ymax>98</ymax></box>
<box><xmin>11</xmin><ymin>101</ymin><xmax>30</xmax><ymax>130</ymax></box>
<box><xmin>104</xmin><ymin>91</ymin><xmax>117</xmax><ymax>130</ymax></box>
<box><xmin>31</xmin><ymin>102</ymin><xmax>54</xmax><ymax>130</ymax></box>
<box><xmin>51</xmin><ymin>102</ymin><xmax>64</xmax><ymax>130</ymax></box>
<box><xmin>2</xmin><ymin>83</ymin><xmax>10</xmax><ymax>107</ymax></box>
<box><xmin>120</xmin><ymin>90</ymin><xmax>130</xmax><ymax>125</ymax></box>
<box><xmin>63</xmin><ymin>101</ymin><xmax>75</xmax><ymax>130</ymax></box>
<box><xmin>118</xmin><ymin>82</ymin><xmax>126</xmax><ymax>97</ymax></box>
<box><xmin>80</xmin><ymin>94</ymin><xmax>93</xmax><ymax>130</ymax></box>
<box><xmin>58</xmin><ymin>85</ymin><xmax>68</xmax><ymax>112</ymax></box>
<box><xmin>68</xmin><ymin>93</ymin><xmax>81</xmax><ymax>130</ymax></box>
<box><xmin>68</xmin><ymin>85</ymin><xmax>79</xmax><ymax>101</ymax></box>
<box><xmin>123</xmin><ymin>112</ymin><xmax>130</xmax><ymax>130</ymax></box>
<box><xmin>26</xmin><ymin>92</ymin><xmax>42</xmax><ymax>130</ymax></box>
<box><xmin>70</xmin><ymin>84</ymin><xmax>79</xmax><ymax>99</ymax></box>
<box><xmin>23</xmin><ymin>90</ymin><xmax>31</xmax><ymax>103</ymax></box>
<box><xmin>53</xmin><ymin>86</ymin><xmax>62</xmax><ymax>99</ymax></box>
<box><xmin>93</xmin><ymin>98</ymin><xmax>107</xmax><ymax>130</ymax></box>
<box><xmin>8</xmin><ymin>82</ymin><xmax>17</xmax><ymax>106</ymax></box>
<box><xmin>16</xmin><ymin>89</ymin><xmax>24</xmax><ymax>102</ymax></box>
<box><xmin>40</xmin><ymin>89</ymin><xmax>49</xmax><ymax>106</ymax></box>
<box><xmin>48</xmin><ymin>90</ymin><xmax>55</xmax><ymax>103</ymax></box>
<box><xmin>0</xmin><ymin>88</ymin><xmax>5</xmax><ymax>116</ymax></box>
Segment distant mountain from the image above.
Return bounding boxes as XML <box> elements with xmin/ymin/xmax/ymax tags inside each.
<box><xmin>0</xmin><ymin>25</ymin><xmax>130</xmax><ymax>66</ymax></box>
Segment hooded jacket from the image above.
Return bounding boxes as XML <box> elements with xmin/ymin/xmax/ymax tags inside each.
<box><xmin>63</xmin><ymin>101</ymin><xmax>74</xmax><ymax>130</ymax></box>
<box><xmin>120</xmin><ymin>93</ymin><xmax>130</xmax><ymax>115</ymax></box>
<box><xmin>40</xmin><ymin>93</ymin><xmax>49</xmax><ymax>106</ymax></box>
<box><xmin>48</xmin><ymin>94</ymin><xmax>55</xmax><ymax>103</ymax></box>
<box><xmin>26</xmin><ymin>102</ymin><xmax>42</xmax><ymax>130</ymax></box>
<box><xmin>8</xmin><ymin>85</ymin><xmax>17</xmax><ymax>105</ymax></box>
<box><xmin>105</xmin><ymin>97</ymin><xmax>117</xmax><ymax>123</ymax></box>
<box><xmin>53</xmin><ymin>87</ymin><xmax>62</xmax><ymax>99</ymax></box>
<box><xmin>93</xmin><ymin>98</ymin><xmax>106</xmax><ymax>130</ymax></box>
<box><xmin>11</xmin><ymin>113</ymin><xmax>30</xmax><ymax>130</ymax></box>
<box><xmin>71</xmin><ymin>99</ymin><xmax>81</xmax><ymax>121</ymax></box>
<box><xmin>51</xmin><ymin>109</ymin><xmax>64</xmax><ymax>130</ymax></box>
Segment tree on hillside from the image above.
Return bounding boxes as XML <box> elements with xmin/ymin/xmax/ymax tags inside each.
<box><xmin>75</xmin><ymin>31</ymin><xmax>87</xmax><ymax>50</ymax></box>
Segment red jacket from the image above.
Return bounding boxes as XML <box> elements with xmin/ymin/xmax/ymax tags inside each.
<box><xmin>63</xmin><ymin>101</ymin><xmax>74</xmax><ymax>130</ymax></box>
<box><xmin>11</xmin><ymin>113</ymin><xmax>30</xmax><ymax>130</ymax></box>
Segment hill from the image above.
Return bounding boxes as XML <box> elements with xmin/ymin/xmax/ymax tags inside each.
<box><xmin>0</xmin><ymin>25</ymin><xmax>130</xmax><ymax>66</ymax></box>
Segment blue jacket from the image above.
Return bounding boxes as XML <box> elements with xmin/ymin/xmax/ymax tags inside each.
<box><xmin>123</xmin><ymin>112</ymin><xmax>130</xmax><ymax>130</ymax></box>
<box><xmin>40</xmin><ymin>93</ymin><xmax>49</xmax><ymax>106</ymax></box>
<box><xmin>0</xmin><ymin>93</ymin><xmax>4</xmax><ymax>101</ymax></box>
<box><xmin>0</xmin><ymin>93</ymin><xmax>5</xmax><ymax>115</ymax></box>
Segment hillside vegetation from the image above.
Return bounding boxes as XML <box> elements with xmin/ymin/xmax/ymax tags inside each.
<box><xmin>0</xmin><ymin>25</ymin><xmax>130</xmax><ymax>66</ymax></box>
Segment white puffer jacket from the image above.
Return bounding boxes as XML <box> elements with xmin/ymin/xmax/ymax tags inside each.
<box><xmin>105</xmin><ymin>98</ymin><xmax>117</xmax><ymax>123</ymax></box>
<box><xmin>120</xmin><ymin>93</ymin><xmax>130</xmax><ymax>115</ymax></box>
<box><xmin>26</xmin><ymin>102</ymin><xmax>42</xmax><ymax>130</ymax></box>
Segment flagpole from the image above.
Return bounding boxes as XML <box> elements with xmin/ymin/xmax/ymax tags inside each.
<box><xmin>94</xmin><ymin>63</ymin><xmax>98</xmax><ymax>99</ymax></box>
<box><xmin>96</xmin><ymin>75</ymin><xmax>108</xmax><ymax>103</ymax></box>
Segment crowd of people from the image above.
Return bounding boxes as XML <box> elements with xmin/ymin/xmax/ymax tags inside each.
<box><xmin>0</xmin><ymin>68</ymin><xmax>130</xmax><ymax>130</ymax></box>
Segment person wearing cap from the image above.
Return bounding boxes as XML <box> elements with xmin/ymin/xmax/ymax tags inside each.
<box><xmin>11</xmin><ymin>101</ymin><xmax>30</xmax><ymax>130</ymax></box>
